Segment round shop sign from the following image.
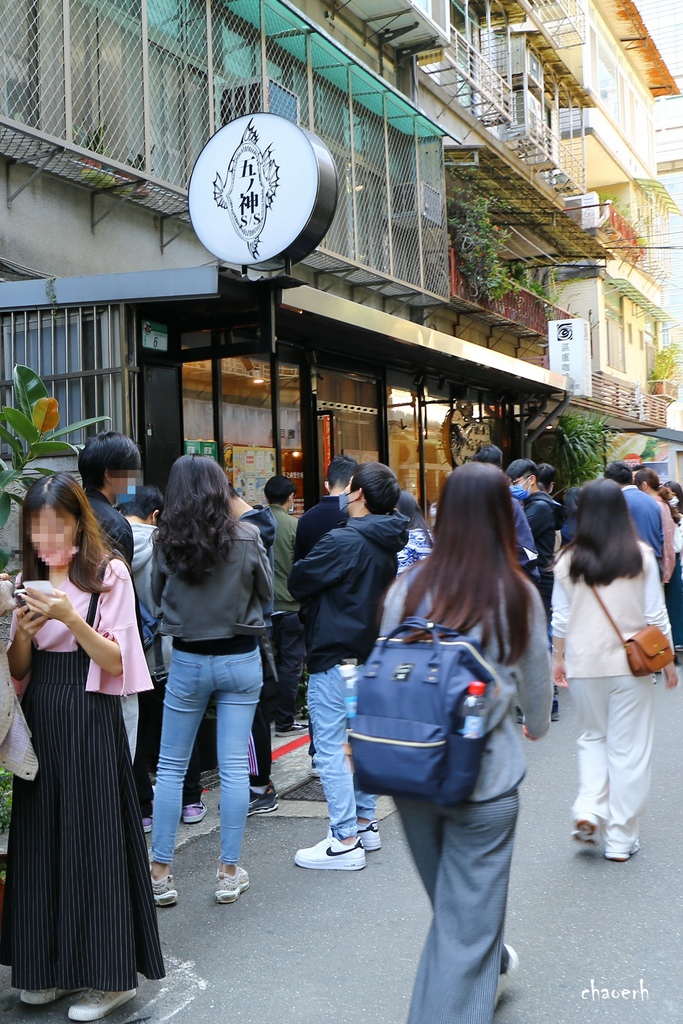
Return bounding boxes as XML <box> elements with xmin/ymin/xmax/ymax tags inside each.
<box><xmin>188</xmin><ymin>113</ymin><xmax>339</xmax><ymax>271</ymax></box>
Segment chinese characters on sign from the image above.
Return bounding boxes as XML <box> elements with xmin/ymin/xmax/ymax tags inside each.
<box><xmin>548</xmin><ymin>320</ymin><xmax>592</xmax><ymax>398</ymax></box>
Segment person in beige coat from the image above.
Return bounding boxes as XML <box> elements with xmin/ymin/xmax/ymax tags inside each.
<box><xmin>551</xmin><ymin>479</ymin><xmax>677</xmax><ymax>862</ymax></box>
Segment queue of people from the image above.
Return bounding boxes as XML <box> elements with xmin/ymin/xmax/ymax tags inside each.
<box><xmin>0</xmin><ymin>430</ymin><xmax>679</xmax><ymax>1024</ymax></box>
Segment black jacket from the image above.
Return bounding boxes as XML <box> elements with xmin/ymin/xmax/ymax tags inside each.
<box><xmin>293</xmin><ymin>495</ymin><xmax>344</xmax><ymax>562</ymax></box>
<box><xmin>85</xmin><ymin>486</ymin><xmax>134</xmax><ymax>566</ymax></box>
<box><xmin>523</xmin><ymin>491</ymin><xmax>564</xmax><ymax>572</ymax></box>
<box><xmin>288</xmin><ymin>512</ymin><xmax>409</xmax><ymax>673</ymax></box>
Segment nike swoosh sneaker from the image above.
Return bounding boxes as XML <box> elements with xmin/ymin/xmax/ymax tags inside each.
<box><xmin>294</xmin><ymin>834</ymin><xmax>366</xmax><ymax>870</ymax></box>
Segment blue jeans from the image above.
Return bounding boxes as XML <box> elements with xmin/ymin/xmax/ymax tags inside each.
<box><xmin>151</xmin><ymin>646</ymin><xmax>262</xmax><ymax>865</ymax></box>
<box><xmin>307</xmin><ymin>666</ymin><xmax>375</xmax><ymax>840</ymax></box>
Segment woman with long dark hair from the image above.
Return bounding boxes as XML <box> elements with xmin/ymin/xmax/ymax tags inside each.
<box><xmin>149</xmin><ymin>455</ymin><xmax>271</xmax><ymax>906</ymax></box>
<box><xmin>380</xmin><ymin>462</ymin><xmax>552</xmax><ymax>1024</ymax></box>
<box><xmin>552</xmin><ymin>478</ymin><xmax>677</xmax><ymax>862</ymax></box>
<box><xmin>1</xmin><ymin>473</ymin><xmax>163</xmax><ymax>1021</ymax></box>
<box><xmin>395</xmin><ymin>490</ymin><xmax>432</xmax><ymax>575</ymax></box>
<box><xmin>662</xmin><ymin>480</ymin><xmax>683</xmax><ymax>649</ymax></box>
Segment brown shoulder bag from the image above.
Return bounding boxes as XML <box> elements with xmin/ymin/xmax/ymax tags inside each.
<box><xmin>591</xmin><ymin>587</ymin><xmax>673</xmax><ymax>677</ymax></box>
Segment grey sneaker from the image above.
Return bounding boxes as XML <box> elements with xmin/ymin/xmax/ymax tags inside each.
<box><xmin>215</xmin><ymin>866</ymin><xmax>250</xmax><ymax>904</ymax></box>
<box><xmin>151</xmin><ymin>872</ymin><xmax>178</xmax><ymax>907</ymax></box>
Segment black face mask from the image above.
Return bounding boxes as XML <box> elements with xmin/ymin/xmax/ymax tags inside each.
<box><xmin>338</xmin><ymin>492</ymin><xmax>350</xmax><ymax>517</ymax></box>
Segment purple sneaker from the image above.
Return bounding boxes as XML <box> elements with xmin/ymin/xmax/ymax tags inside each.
<box><xmin>182</xmin><ymin>801</ymin><xmax>208</xmax><ymax>825</ymax></box>
<box><xmin>142</xmin><ymin>816</ymin><xmax>153</xmax><ymax>835</ymax></box>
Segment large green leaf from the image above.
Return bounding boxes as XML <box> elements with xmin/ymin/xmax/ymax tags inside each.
<box><xmin>0</xmin><ymin>469</ymin><xmax>22</xmax><ymax>491</ymax></box>
<box><xmin>2</xmin><ymin>408</ymin><xmax>39</xmax><ymax>444</ymax></box>
<box><xmin>13</xmin><ymin>365</ymin><xmax>48</xmax><ymax>420</ymax></box>
<box><xmin>46</xmin><ymin>415</ymin><xmax>110</xmax><ymax>439</ymax></box>
<box><xmin>0</xmin><ymin>421</ymin><xmax>23</xmax><ymax>454</ymax></box>
<box><xmin>28</xmin><ymin>440</ymin><xmax>75</xmax><ymax>457</ymax></box>
<box><xmin>0</xmin><ymin>493</ymin><xmax>11</xmax><ymax>532</ymax></box>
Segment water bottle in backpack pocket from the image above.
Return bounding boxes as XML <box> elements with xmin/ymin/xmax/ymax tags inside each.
<box><xmin>349</xmin><ymin>617</ymin><xmax>498</xmax><ymax>807</ymax></box>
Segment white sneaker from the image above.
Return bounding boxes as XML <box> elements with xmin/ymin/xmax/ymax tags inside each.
<box><xmin>68</xmin><ymin>989</ymin><xmax>136</xmax><ymax>1021</ymax></box>
<box><xmin>494</xmin><ymin>945</ymin><xmax>519</xmax><ymax>1007</ymax></box>
<box><xmin>295</xmin><ymin>834</ymin><xmax>366</xmax><ymax>870</ymax></box>
<box><xmin>21</xmin><ymin>989</ymin><xmax>83</xmax><ymax>1005</ymax></box>
<box><xmin>357</xmin><ymin>820</ymin><xmax>381</xmax><ymax>851</ymax></box>
<box><xmin>151</xmin><ymin>871</ymin><xmax>178</xmax><ymax>907</ymax></box>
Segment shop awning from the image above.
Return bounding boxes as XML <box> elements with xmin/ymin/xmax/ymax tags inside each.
<box><xmin>281</xmin><ymin>284</ymin><xmax>568</xmax><ymax>396</ymax></box>
<box><xmin>607</xmin><ymin>278</ymin><xmax>676</xmax><ymax>323</ymax></box>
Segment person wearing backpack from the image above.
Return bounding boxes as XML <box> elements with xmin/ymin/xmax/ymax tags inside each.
<box><xmin>379</xmin><ymin>462</ymin><xmax>552</xmax><ymax>1023</ymax></box>
<box><xmin>289</xmin><ymin>463</ymin><xmax>408</xmax><ymax>870</ymax></box>
<box><xmin>122</xmin><ymin>488</ymin><xmax>207</xmax><ymax>834</ymax></box>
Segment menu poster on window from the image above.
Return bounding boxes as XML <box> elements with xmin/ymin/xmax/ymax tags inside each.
<box><xmin>225</xmin><ymin>445</ymin><xmax>276</xmax><ymax>503</ymax></box>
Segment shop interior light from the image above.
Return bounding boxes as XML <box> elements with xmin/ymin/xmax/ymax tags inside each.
<box><xmin>252</xmin><ymin>366</ymin><xmax>265</xmax><ymax>384</ymax></box>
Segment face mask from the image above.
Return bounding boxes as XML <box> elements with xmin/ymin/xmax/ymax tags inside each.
<box><xmin>338</xmin><ymin>492</ymin><xmax>350</xmax><ymax>516</ymax></box>
<box><xmin>670</xmin><ymin>497</ymin><xmax>680</xmax><ymax>508</ymax></box>
<box><xmin>510</xmin><ymin>485</ymin><xmax>530</xmax><ymax>502</ymax></box>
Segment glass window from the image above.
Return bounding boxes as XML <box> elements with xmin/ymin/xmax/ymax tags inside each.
<box><xmin>221</xmin><ymin>356</ymin><xmax>275</xmax><ymax>503</ymax></box>
<box><xmin>316</xmin><ymin>369</ymin><xmax>379</xmax><ymax>474</ymax></box>
<box><xmin>598</xmin><ymin>44</ymin><xmax>620</xmax><ymax>124</ymax></box>
<box><xmin>387</xmin><ymin>385</ymin><xmax>420</xmax><ymax>498</ymax></box>
<box><xmin>605</xmin><ymin>293</ymin><xmax>625</xmax><ymax>371</ymax></box>
<box><xmin>423</xmin><ymin>392</ymin><xmax>452</xmax><ymax>509</ymax></box>
<box><xmin>182</xmin><ymin>359</ymin><xmax>215</xmax><ymax>452</ymax></box>
<box><xmin>279</xmin><ymin>363</ymin><xmax>304</xmax><ymax>515</ymax></box>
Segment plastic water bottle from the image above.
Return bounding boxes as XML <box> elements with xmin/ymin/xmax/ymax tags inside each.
<box><xmin>339</xmin><ymin>662</ymin><xmax>358</xmax><ymax>723</ymax></box>
<box><xmin>458</xmin><ymin>682</ymin><xmax>488</xmax><ymax>739</ymax></box>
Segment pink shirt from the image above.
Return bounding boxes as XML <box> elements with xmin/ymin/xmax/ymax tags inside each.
<box><xmin>10</xmin><ymin>559</ymin><xmax>153</xmax><ymax>697</ymax></box>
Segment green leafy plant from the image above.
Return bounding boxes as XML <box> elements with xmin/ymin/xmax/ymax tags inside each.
<box><xmin>534</xmin><ymin>412</ymin><xmax>613</xmax><ymax>494</ymax></box>
<box><xmin>0</xmin><ymin>365</ymin><xmax>109</xmax><ymax>565</ymax></box>
<box><xmin>448</xmin><ymin>179</ymin><xmax>512</xmax><ymax>301</ymax></box>
<box><xmin>649</xmin><ymin>343</ymin><xmax>682</xmax><ymax>384</ymax></box>
<box><xmin>0</xmin><ymin>768</ymin><xmax>12</xmax><ymax>835</ymax></box>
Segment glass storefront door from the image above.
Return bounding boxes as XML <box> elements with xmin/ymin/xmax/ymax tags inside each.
<box><xmin>316</xmin><ymin>368</ymin><xmax>380</xmax><ymax>483</ymax></box>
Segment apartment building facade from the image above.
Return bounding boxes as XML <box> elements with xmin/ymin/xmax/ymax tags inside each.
<box><xmin>0</xmin><ymin>0</ymin><xmax>677</xmax><ymax>503</ymax></box>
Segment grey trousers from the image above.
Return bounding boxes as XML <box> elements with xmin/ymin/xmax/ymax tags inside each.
<box><xmin>395</xmin><ymin>791</ymin><xmax>519</xmax><ymax>1024</ymax></box>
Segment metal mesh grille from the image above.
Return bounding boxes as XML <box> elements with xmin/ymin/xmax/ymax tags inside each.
<box><xmin>0</xmin><ymin>0</ymin><xmax>448</xmax><ymax>298</ymax></box>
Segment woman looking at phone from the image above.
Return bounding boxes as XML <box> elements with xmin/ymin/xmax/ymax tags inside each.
<box><xmin>0</xmin><ymin>473</ymin><xmax>164</xmax><ymax>1021</ymax></box>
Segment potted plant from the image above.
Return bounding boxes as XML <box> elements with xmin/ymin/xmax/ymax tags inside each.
<box><xmin>648</xmin><ymin>344</ymin><xmax>682</xmax><ymax>401</ymax></box>
<box><xmin>0</xmin><ymin>365</ymin><xmax>110</xmax><ymax>567</ymax></box>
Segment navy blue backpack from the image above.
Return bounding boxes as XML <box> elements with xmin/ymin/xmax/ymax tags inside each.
<box><xmin>349</xmin><ymin>617</ymin><xmax>499</xmax><ymax>807</ymax></box>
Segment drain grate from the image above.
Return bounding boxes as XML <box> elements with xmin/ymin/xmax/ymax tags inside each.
<box><xmin>282</xmin><ymin>778</ymin><xmax>326</xmax><ymax>801</ymax></box>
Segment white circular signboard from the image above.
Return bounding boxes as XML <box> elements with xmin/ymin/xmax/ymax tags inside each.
<box><xmin>189</xmin><ymin>113</ymin><xmax>338</xmax><ymax>271</ymax></box>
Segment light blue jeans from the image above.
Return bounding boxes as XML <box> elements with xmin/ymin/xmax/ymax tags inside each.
<box><xmin>307</xmin><ymin>666</ymin><xmax>376</xmax><ymax>840</ymax></box>
<box><xmin>151</xmin><ymin>646</ymin><xmax>262</xmax><ymax>865</ymax></box>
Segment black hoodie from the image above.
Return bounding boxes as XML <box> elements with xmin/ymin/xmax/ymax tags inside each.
<box><xmin>288</xmin><ymin>512</ymin><xmax>409</xmax><ymax>673</ymax></box>
<box><xmin>524</xmin><ymin>490</ymin><xmax>564</xmax><ymax>571</ymax></box>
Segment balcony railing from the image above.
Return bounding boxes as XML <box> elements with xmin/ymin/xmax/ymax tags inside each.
<box><xmin>527</xmin><ymin>0</ymin><xmax>585</xmax><ymax>49</ymax></box>
<box><xmin>449</xmin><ymin>252</ymin><xmax>575</xmax><ymax>338</ymax></box>
<box><xmin>419</xmin><ymin>28</ymin><xmax>513</xmax><ymax>127</ymax></box>
<box><xmin>590</xmin><ymin>373</ymin><xmax>668</xmax><ymax>427</ymax></box>
<box><xmin>506</xmin><ymin>92</ymin><xmax>586</xmax><ymax>194</ymax></box>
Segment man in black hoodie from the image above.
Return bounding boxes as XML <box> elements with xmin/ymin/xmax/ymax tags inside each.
<box><xmin>289</xmin><ymin>463</ymin><xmax>408</xmax><ymax>871</ymax></box>
<box><xmin>507</xmin><ymin>458</ymin><xmax>565</xmax><ymax>720</ymax></box>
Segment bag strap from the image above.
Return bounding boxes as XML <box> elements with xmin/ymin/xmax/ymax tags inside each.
<box><xmin>590</xmin><ymin>587</ymin><xmax>625</xmax><ymax>644</ymax></box>
<box><xmin>86</xmin><ymin>592</ymin><xmax>100</xmax><ymax>628</ymax></box>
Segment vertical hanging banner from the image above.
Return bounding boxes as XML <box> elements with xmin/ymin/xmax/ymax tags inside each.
<box><xmin>548</xmin><ymin>319</ymin><xmax>592</xmax><ymax>398</ymax></box>
<box><xmin>188</xmin><ymin>113</ymin><xmax>339</xmax><ymax>272</ymax></box>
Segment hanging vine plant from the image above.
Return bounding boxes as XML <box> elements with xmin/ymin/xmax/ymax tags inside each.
<box><xmin>448</xmin><ymin>178</ymin><xmax>511</xmax><ymax>301</ymax></box>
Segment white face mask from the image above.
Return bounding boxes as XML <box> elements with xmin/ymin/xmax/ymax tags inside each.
<box><xmin>670</xmin><ymin>496</ymin><xmax>680</xmax><ymax>508</ymax></box>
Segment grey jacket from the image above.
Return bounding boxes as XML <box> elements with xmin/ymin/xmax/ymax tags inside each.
<box><xmin>380</xmin><ymin>574</ymin><xmax>552</xmax><ymax>802</ymax></box>
<box><xmin>151</xmin><ymin>520</ymin><xmax>273</xmax><ymax>641</ymax></box>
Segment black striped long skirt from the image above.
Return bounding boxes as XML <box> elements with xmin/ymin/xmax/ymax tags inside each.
<box><xmin>0</xmin><ymin>644</ymin><xmax>165</xmax><ymax>991</ymax></box>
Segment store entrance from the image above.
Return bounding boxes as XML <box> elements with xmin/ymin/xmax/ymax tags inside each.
<box><xmin>316</xmin><ymin>368</ymin><xmax>380</xmax><ymax>483</ymax></box>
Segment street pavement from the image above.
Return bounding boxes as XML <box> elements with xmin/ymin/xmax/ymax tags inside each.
<box><xmin>2</xmin><ymin>673</ymin><xmax>683</xmax><ymax>1024</ymax></box>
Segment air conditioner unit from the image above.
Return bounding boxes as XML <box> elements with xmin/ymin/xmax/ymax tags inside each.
<box><xmin>564</xmin><ymin>192</ymin><xmax>601</xmax><ymax>230</ymax></box>
<box><xmin>392</xmin><ymin>182</ymin><xmax>442</xmax><ymax>225</ymax></box>
<box><xmin>509</xmin><ymin>36</ymin><xmax>543</xmax><ymax>92</ymax></box>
